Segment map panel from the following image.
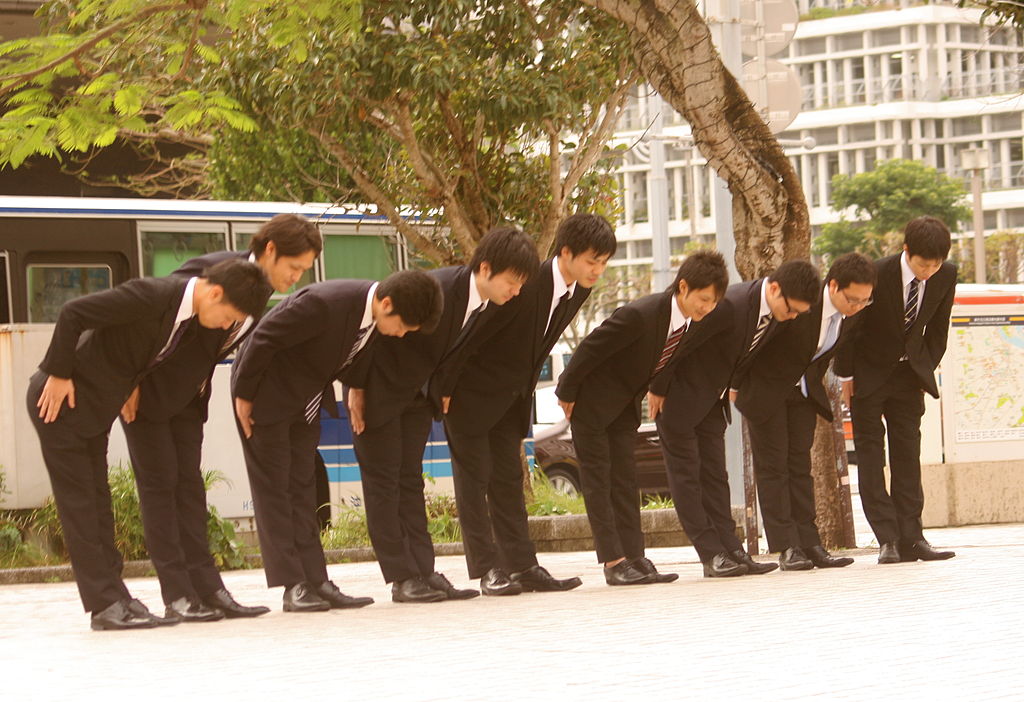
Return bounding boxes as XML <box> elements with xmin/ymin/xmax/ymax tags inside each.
<box><xmin>950</xmin><ymin>314</ymin><xmax>1024</xmax><ymax>442</ymax></box>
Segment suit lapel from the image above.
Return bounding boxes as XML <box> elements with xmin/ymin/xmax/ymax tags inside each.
<box><xmin>532</xmin><ymin>259</ymin><xmax>556</xmax><ymax>362</ymax></box>
<box><xmin>651</xmin><ymin>292</ymin><xmax>672</xmax><ymax>372</ymax></box>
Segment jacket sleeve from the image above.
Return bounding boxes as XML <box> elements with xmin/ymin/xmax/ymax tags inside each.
<box><xmin>555</xmin><ymin>306</ymin><xmax>642</xmax><ymax>403</ymax></box>
<box><xmin>923</xmin><ymin>266</ymin><xmax>957</xmax><ymax>370</ymax></box>
<box><xmin>39</xmin><ymin>278</ymin><xmax>171</xmax><ymax>379</ymax></box>
<box><xmin>232</xmin><ymin>293</ymin><xmax>328</xmax><ymax>400</ymax></box>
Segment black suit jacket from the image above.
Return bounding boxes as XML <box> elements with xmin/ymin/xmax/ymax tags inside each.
<box><xmin>446</xmin><ymin>257</ymin><xmax>590</xmax><ymax>435</ymax></box>
<box><xmin>232</xmin><ymin>279</ymin><xmax>376</xmax><ymax>425</ymax></box>
<box><xmin>833</xmin><ymin>253</ymin><xmax>956</xmax><ymax>398</ymax></box>
<box><xmin>352</xmin><ymin>266</ymin><xmax>498</xmax><ymax>428</ymax></box>
<box><xmin>657</xmin><ymin>278</ymin><xmax>787</xmax><ymax>429</ymax></box>
<box><xmin>735</xmin><ymin>288</ymin><xmax>856</xmax><ymax>423</ymax></box>
<box><xmin>37</xmin><ymin>276</ymin><xmax>191</xmax><ymax>434</ymax></box>
<box><xmin>136</xmin><ymin>250</ymin><xmax>253</xmax><ymax>421</ymax></box>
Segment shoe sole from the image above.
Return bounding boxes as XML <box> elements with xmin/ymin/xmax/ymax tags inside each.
<box><xmin>778</xmin><ymin>563</ymin><xmax>814</xmax><ymax>571</ymax></box>
<box><xmin>215</xmin><ymin>608</ymin><xmax>271</xmax><ymax>618</ymax></box>
<box><xmin>283</xmin><ymin>604</ymin><xmax>331</xmax><ymax>612</ymax></box>
<box><xmin>392</xmin><ymin>594</ymin><xmax>447</xmax><ymax>603</ymax></box>
<box><xmin>516</xmin><ymin>580</ymin><xmax>583</xmax><ymax>592</ymax></box>
<box><xmin>481</xmin><ymin>586</ymin><xmax>523</xmax><ymax>596</ymax></box>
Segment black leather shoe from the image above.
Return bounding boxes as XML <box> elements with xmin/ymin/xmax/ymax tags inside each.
<box><xmin>878</xmin><ymin>542</ymin><xmax>901</xmax><ymax>564</ymax></box>
<box><xmin>510</xmin><ymin>565</ymin><xmax>583</xmax><ymax>592</ymax></box>
<box><xmin>480</xmin><ymin>568</ymin><xmax>522</xmax><ymax>596</ymax></box>
<box><xmin>630</xmin><ymin>556</ymin><xmax>679</xmax><ymax>583</ymax></box>
<box><xmin>779</xmin><ymin>547</ymin><xmax>813</xmax><ymax>571</ymax></box>
<box><xmin>604</xmin><ymin>560</ymin><xmax>653</xmax><ymax>586</ymax></box>
<box><xmin>806</xmin><ymin>544</ymin><xmax>854</xmax><ymax>568</ymax></box>
<box><xmin>165</xmin><ymin>596</ymin><xmax>225</xmax><ymax>623</ymax></box>
<box><xmin>315</xmin><ymin>580</ymin><xmax>374</xmax><ymax>609</ymax></box>
<box><xmin>425</xmin><ymin>572</ymin><xmax>480</xmax><ymax>600</ymax></box>
<box><xmin>90</xmin><ymin>600</ymin><xmax>159</xmax><ymax>631</ymax></box>
<box><xmin>283</xmin><ymin>582</ymin><xmax>331</xmax><ymax>612</ymax></box>
<box><xmin>900</xmin><ymin>540</ymin><xmax>955</xmax><ymax>562</ymax></box>
<box><xmin>202</xmin><ymin>588</ymin><xmax>270</xmax><ymax>618</ymax></box>
<box><xmin>392</xmin><ymin>576</ymin><xmax>447</xmax><ymax>603</ymax></box>
<box><xmin>702</xmin><ymin>552</ymin><xmax>748</xmax><ymax>578</ymax></box>
<box><xmin>127</xmin><ymin>598</ymin><xmax>178</xmax><ymax>626</ymax></box>
<box><xmin>730</xmin><ymin>549</ymin><xmax>779</xmax><ymax>575</ymax></box>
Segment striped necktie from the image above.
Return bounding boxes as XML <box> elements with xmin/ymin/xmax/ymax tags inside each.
<box><xmin>748</xmin><ymin>313</ymin><xmax>772</xmax><ymax>354</ymax></box>
<box><xmin>904</xmin><ymin>278</ymin><xmax>920</xmax><ymax>333</ymax></box>
<box><xmin>305</xmin><ymin>325</ymin><xmax>372</xmax><ymax>425</ymax></box>
<box><xmin>652</xmin><ymin>322</ymin><xmax>687</xmax><ymax>377</ymax></box>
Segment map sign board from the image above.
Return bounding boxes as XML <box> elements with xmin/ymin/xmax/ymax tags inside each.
<box><xmin>940</xmin><ymin>285</ymin><xmax>1024</xmax><ymax>463</ymax></box>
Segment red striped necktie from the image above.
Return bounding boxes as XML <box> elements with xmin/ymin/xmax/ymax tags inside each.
<box><xmin>652</xmin><ymin>321</ymin><xmax>688</xmax><ymax>376</ymax></box>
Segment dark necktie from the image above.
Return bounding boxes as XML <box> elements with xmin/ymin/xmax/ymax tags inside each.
<box><xmin>542</xmin><ymin>291</ymin><xmax>571</xmax><ymax>351</ymax></box>
<box><xmin>305</xmin><ymin>325</ymin><xmax>371</xmax><ymax>425</ymax></box>
<box><xmin>149</xmin><ymin>318</ymin><xmax>192</xmax><ymax>368</ymax></box>
<box><xmin>652</xmin><ymin>322</ymin><xmax>688</xmax><ymax>377</ymax></box>
<box><xmin>451</xmin><ymin>303</ymin><xmax>484</xmax><ymax>353</ymax></box>
<box><xmin>904</xmin><ymin>278</ymin><xmax>920</xmax><ymax>333</ymax></box>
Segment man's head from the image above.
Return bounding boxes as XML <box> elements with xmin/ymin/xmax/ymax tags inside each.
<box><xmin>554</xmin><ymin>213</ymin><xmax>617</xmax><ymax>289</ymax></box>
<box><xmin>669</xmin><ymin>250</ymin><xmax>729</xmax><ymax>322</ymax></box>
<box><xmin>249</xmin><ymin>214</ymin><xmax>323</xmax><ymax>292</ymax></box>
<box><xmin>196</xmin><ymin>259</ymin><xmax>273</xmax><ymax>329</ymax></box>
<box><xmin>766</xmin><ymin>260</ymin><xmax>821</xmax><ymax>321</ymax></box>
<box><xmin>372</xmin><ymin>270</ymin><xmax>443</xmax><ymax>337</ymax></box>
<box><xmin>826</xmin><ymin>252</ymin><xmax>876</xmax><ymax>317</ymax></box>
<box><xmin>903</xmin><ymin>216</ymin><xmax>951</xmax><ymax>282</ymax></box>
<box><xmin>470</xmin><ymin>226</ymin><xmax>539</xmax><ymax>305</ymax></box>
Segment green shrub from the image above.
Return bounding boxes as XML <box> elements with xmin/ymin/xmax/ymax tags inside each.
<box><xmin>526</xmin><ymin>471</ymin><xmax>587</xmax><ymax>516</ymax></box>
<box><xmin>320</xmin><ymin>505</ymin><xmax>371</xmax><ymax>549</ymax></box>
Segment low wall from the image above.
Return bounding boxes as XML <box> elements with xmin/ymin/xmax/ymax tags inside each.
<box><xmin>922</xmin><ymin>460</ymin><xmax>1024</xmax><ymax>527</ymax></box>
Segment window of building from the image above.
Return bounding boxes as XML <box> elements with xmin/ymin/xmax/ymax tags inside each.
<box><xmin>814</xmin><ymin>127</ymin><xmax>839</xmax><ymax>146</ymax></box>
<box><xmin>835</xmin><ymin>33</ymin><xmax>863</xmax><ymax>52</ymax></box>
<box><xmin>961</xmin><ymin>25</ymin><xmax>980</xmax><ymax>45</ymax></box>
<box><xmin>27</xmin><ymin>264</ymin><xmax>112</xmax><ymax>323</ymax></box>
<box><xmin>874</xmin><ymin>28</ymin><xmax>902</xmax><ymax>47</ymax></box>
<box><xmin>632</xmin><ymin>240</ymin><xmax>652</xmax><ymax>259</ymax></box>
<box><xmin>848</xmin><ymin>123</ymin><xmax>876</xmax><ymax>143</ymax></box>
<box><xmin>991</xmin><ymin>112</ymin><xmax>1022</xmax><ymax>133</ymax></box>
<box><xmin>801</xmin><ymin>37</ymin><xmax>827</xmax><ymax>55</ymax></box>
<box><xmin>953</xmin><ymin>116</ymin><xmax>984</xmax><ymax>136</ymax></box>
<box><xmin>631</xmin><ymin>172</ymin><xmax>649</xmax><ymax>223</ymax></box>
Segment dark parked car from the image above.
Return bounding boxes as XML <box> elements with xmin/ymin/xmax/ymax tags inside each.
<box><xmin>532</xmin><ymin>419</ymin><xmax>671</xmax><ymax>497</ymax></box>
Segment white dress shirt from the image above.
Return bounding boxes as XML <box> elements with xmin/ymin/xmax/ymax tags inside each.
<box><xmin>546</xmin><ymin>257</ymin><xmax>578</xmax><ymax>333</ymax></box>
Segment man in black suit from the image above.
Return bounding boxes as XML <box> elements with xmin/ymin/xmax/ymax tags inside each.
<box><xmin>653</xmin><ymin>260</ymin><xmax>822</xmax><ymax>578</ymax></box>
<box><xmin>26</xmin><ymin>259</ymin><xmax>271</xmax><ymax>630</ymax></box>
<box><xmin>835</xmin><ymin>217</ymin><xmax>958</xmax><ymax>564</ymax></box>
<box><xmin>555</xmin><ymin>251</ymin><xmax>728</xmax><ymax>586</ymax></box>
<box><xmin>444</xmin><ymin>214</ymin><xmax>617</xmax><ymax>596</ymax></box>
<box><xmin>346</xmin><ymin>227</ymin><xmax>539</xmax><ymax>603</ymax></box>
<box><xmin>119</xmin><ymin>214</ymin><xmax>321</xmax><ymax>622</ymax></box>
<box><xmin>232</xmin><ymin>270</ymin><xmax>443</xmax><ymax>612</ymax></box>
<box><xmin>736</xmin><ymin>253</ymin><xmax>876</xmax><ymax>571</ymax></box>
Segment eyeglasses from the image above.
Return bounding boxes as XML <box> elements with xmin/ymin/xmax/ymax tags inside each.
<box><xmin>840</xmin><ymin>290</ymin><xmax>874</xmax><ymax>308</ymax></box>
<box><xmin>781</xmin><ymin>295</ymin><xmax>811</xmax><ymax>316</ymax></box>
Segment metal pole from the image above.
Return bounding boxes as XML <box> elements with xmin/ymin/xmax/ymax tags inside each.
<box><xmin>972</xmin><ymin>167</ymin><xmax>987</xmax><ymax>284</ymax></box>
<box><xmin>647</xmin><ymin>94</ymin><xmax>673</xmax><ymax>292</ymax></box>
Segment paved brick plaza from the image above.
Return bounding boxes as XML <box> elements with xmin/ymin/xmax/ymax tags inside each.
<box><xmin>2</xmin><ymin>523</ymin><xmax>1023</xmax><ymax>701</ymax></box>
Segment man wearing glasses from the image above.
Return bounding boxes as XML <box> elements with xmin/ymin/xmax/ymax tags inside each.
<box><xmin>835</xmin><ymin>217</ymin><xmax>958</xmax><ymax>565</ymax></box>
<box><xmin>735</xmin><ymin>253</ymin><xmax>876</xmax><ymax>571</ymax></box>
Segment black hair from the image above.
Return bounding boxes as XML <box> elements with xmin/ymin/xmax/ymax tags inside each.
<box><xmin>826</xmin><ymin>252</ymin><xmax>876</xmax><ymax>289</ymax></box>
<box><xmin>249</xmin><ymin>213</ymin><xmax>323</xmax><ymax>258</ymax></box>
<box><xmin>469</xmin><ymin>226</ymin><xmax>540</xmax><ymax>280</ymax></box>
<box><xmin>768</xmin><ymin>260</ymin><xmax>821</xmax><ymax>304</ymax></box>
<box><xmin>667</xmin><ymin>249</ymin><xmax>728</xmax><ymax>299</ymax></box>
<box><xmin>376</xmin><ymin>270</ymin><xmax>443</xmax><ymax>333</ymax></box>
<box><xmin>554</xmin><ymin>213</ymin><xmax>617</xmax><ymax>258</ymax></box>
<box><xmin>202</xmin><ymin>259</ymin><xmax>273</xmax><ymax>317</ymax></box>
<box><xmin>903</xmin><ymin>216</ymin><xmax>951</xmax><ymax>260</ymax></box>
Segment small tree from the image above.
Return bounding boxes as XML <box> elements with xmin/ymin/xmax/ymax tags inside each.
<box><xmin>814</xmin><ymin>159</ymin><xmax>971</xmax><ymax>262</ymax></box>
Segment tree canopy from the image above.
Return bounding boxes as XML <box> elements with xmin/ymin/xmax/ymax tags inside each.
<box><xmin>813</xmin><ymin>159</ymin><xmax>971</xmax><ymax>261</ymax></box>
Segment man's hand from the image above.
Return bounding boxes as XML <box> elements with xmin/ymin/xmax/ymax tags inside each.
<box><xmin>442</xmin><ymin>396</ymin><xmax>451</xmax><ymax>414</ymax></box>
<box><xmin>120</xmin><ymin>386</ymin><xmax>140</xmax><ymax>423</ymax></box>
<box><xmin>841</xmin><ymin>379</ymin><xmax>854</xmax><ymax>408</ymax></box>
<box><xmin>235</xmin><ymin>397</ymin><xmax>254</xmax><ymax>439</ymax></box>
<box><xmin>348</xmin><ymin>387</ymin><xmax>366</xmax><ymax>435</ymax></box>
<box><xmin>37</xmin><ymin>375</ymin><xmax>74</xmax><ymax>424</ymax></box>
<box><xmin>646</xmin><ymin>391</ymin><xmax>665</xmax><ymax>420</ymax></box>
<box><xmin>558</xmin><ymin>399</ymin><xmax>575</xmax><ymax>420</ymax></box>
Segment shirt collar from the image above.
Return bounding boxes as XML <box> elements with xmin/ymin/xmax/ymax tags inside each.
<box><xmin>248</xmin><ymin>251</ymin><xmax>257</xmax><ymax>264</ymax></box>
<box><xmin>822</xmin><ymin>282</ymin><xmax>844</xmax><ymax>321</ymax></box>
<box><xmin>361</xmin><ymin>282</ymin><xmax>378</xmax><ymax>330</ymax></box>
<box><xmin>670</xmin><ymin>293</ymin><xmax>691</xmax><ymax>332</ymax></box>
<box><xmin>468</xmin><ymin>271</ymin><xmax>487</xmax><ymax>313</ymax></box>
<box><xmin>175</xmin><ymin>277</ymin><xmax>198</xmax><ymax>326</ymax></box>
<box><xmin>552</xmin><ymin>257</ymin><xmax>577</xmax><ymax>299</ymax></box>
<box><xmin>758</xmin><ymin>278</ymin><xmax>772</xmax><ymax>318</ymax></box>
<box><xmin>900</xmin><ymin>250</ymin><xmax>922</xmax><ymax>290</ymax></box>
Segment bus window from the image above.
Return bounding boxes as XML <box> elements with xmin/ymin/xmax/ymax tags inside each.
<box><xmin>0</xmin><ymin>252</ymin><xmax>10</xmax><ymax>324</ymax></box>
<box><xmin>140</xmin><ymin>229</ymin><xmax>227</xmax><ymax>277</ymax></box>
<box><xmin>322</xmin><ymin>232</ymin><xmax>397</xmax><ymax>281</ymax></box>
<box><xmin>27</xmin><ymin>264</ymin><xmax>112</xmax><ymax>322</ymax></box>
<box><xmin>537</xmin><ymin>356</ymin><xmax>554</xmax><ymax>383</ymax></box>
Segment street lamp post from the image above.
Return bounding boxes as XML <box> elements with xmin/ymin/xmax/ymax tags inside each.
<box><xmin>961</xmin><ymin>147</ymin><xmax>990</xmax><ymax>284</ymax></box>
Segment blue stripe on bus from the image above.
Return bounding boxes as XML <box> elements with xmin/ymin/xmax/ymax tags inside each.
<box><xmin>0</xmin><ymin>206</ymin><xmax>387</xmax><ymax>220</ymax></box>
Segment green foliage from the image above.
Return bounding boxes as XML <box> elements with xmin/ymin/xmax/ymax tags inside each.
<box><xmin>425</xmin><ymin>492</ymin><xmax>462</xmax><ymax>543</ymax></box>
<box><xmin>526</xmin><ymin>471</ymin><xmax>587</xmax><ymax>516</ymax></box>
<box><xmin>18</xmin><ymin>465</ymin><xmax>251</xmax><ymax>569</ymax></box>
<box><xmin>641</xmin><ymin>494</ymin><xmax>675</xmax><ymax>510</ymax></box>
<box><xmin>816</xmin><ymin>160</ymin><xmax>971</xmax><ymax>262</ymax></box>
<box><xmin>320</xmin><ymin>505</ymin><xmax>372</xmax><ymax>550</ymax></box>
<box><xmin>959</xmin><ymin>0</ymin><xmax>1024</xmax><ymax>31</ymax></box>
